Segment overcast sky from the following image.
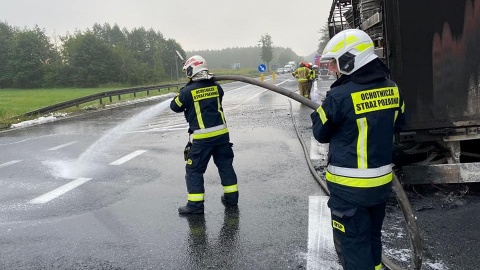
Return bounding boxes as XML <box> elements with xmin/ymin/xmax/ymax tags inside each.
<box><xmin>0</xmin><ymin>0</ymin><xmax>332</xmax><ymax>56</ymax></box>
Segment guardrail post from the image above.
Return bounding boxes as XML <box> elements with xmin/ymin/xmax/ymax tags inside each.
<box><xmin>109</xmin><ymin>96</ymin><xmax>112</xmax><ymax>103</ymax></box>
<box><xmin>99</xmin><ymin>98</ymin><xmax>103</xmax><ymax>105</ymax></box>
<box><xmin>147</xmin><ymin>90</ymin><xmax>150</xmax><ymax>96</ymax></box>
<box><xmin>118</xmin><ymin>95</ymin><xmax>121</xmax><ymax>100</ymax></box>
<box><xmin>133</xmin><ymin>92</ymin><xmax>136</xmax><ymax>98</ymax></box>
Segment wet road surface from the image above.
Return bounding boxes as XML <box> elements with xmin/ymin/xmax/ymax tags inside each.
<box><xmin>1</xmin><ymin>74</ymin><xmax>479</xmax><ymax>269</ymax></box>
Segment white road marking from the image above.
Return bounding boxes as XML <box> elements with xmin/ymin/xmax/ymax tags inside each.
<box><xmin>109</xmin><ymin>150</ymin><xmax>147</xmax><ymax>165</ymax></box>
<box><xmin>0</xmin><ymin>160</ymin><xmax>22</xmax><ymax>168</ymax></box>
<box><xmin>308</xmin><ymin>196</ymin><xmax>341</xmax><ymax>270</ymax></box>
<box><xmin>29</xmin><ymin>177</ymin><xmax>92</xmax><ymax>204</ymax></box>
<box><xmin>48</xmin><ymin>141</ymin><xmax>78</xmax><ymax>151</ymax></box>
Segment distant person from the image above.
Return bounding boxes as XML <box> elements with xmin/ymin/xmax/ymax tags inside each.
<box><xmin>329</xmin><ymin>57</ymin><xmax>341</xmax><ymax>79</ymax></box>
<box><xmin>292</xmin><ymin>62</ymin><xmax>312</xmax><ymax>99</ymax></box>
<box><xmin>310</xmin><ymin>29</ymin><xmax>405</xmax><ymax>270</ymax></box>
<box><xmin>170</xmin><ymin>55</ymin><xmax>239</xmax><ymax>215</ymax></box>
<box><xmin>308</xmin><ymin>63</ymin><xmax>317</xmax><ymax>97</ymax></box>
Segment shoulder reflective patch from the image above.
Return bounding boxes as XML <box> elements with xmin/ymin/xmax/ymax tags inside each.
<box><xmin>316</xmin><ymin>106</ymin><xmax>328</xmax><ymax>124</ymax></box>
<box><xmin>332</xmin><ymin>220</ymin><xmax>345</xmax><ymax>233</ymax></box>
<box><xmin>174</xmin><ymin>96</ymin><xmax>183</xmax><ymax>107</ymax></box>
<box><xmin>191</xmin><ymin>86</ymin><xmax>219</xmax><ymax>101</ymax></box>
<box><xmin>351</xmin><ymin>87</ymin><xmax>400</xmax><ymax>114</ymax></box>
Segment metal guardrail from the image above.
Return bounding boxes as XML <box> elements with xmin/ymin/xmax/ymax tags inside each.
<box><xmin>20</xmin><ymin>82</ymin><xmax>185</xmax><ymax>118</ymax></box>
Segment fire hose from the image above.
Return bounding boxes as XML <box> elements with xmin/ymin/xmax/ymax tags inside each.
<box><xmin>213</xmin><ymin>75</ymin><xmax>422</xmax><ymax>270</ymax></box>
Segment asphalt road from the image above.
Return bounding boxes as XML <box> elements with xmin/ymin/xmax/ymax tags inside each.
<box><xmin>1</xmin><ymin>74</ymin><xmax>479</xmax><ymax>270</ymax></box>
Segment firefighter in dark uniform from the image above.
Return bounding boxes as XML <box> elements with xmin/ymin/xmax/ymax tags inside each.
<box><xmin>170</xmin><ymin>55</ymin><xmax>239</xmax><ymax>215</ymax></box>
<box><xmin>311</xmin><ymin>29</ymin><xmax>405</xmax><ymax>270</ymax></box>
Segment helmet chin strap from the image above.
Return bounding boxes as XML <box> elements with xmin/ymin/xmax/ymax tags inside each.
<box><xmin>186</xmin><ymin>66</ymin><xmax>193</xmax><ymax>78</ymax></box>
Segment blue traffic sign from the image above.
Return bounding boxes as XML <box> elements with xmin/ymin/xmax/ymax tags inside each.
<box><xmin>258</xmin><ymin>64</ymin><xmax>267</xmax><ymax>72</ymax></box>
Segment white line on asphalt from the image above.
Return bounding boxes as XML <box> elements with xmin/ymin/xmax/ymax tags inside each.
<box><xmin>47</xmin><ymin>141</ymin><xmax>78</xmax><ymax>151</ymax></box>
<box><xmin>307</xmin><ymin>196</ymin><xmax>341</xmax><ymax>270</ymax></box>
<box><xmin>109</xmin><ymin>150</ymin><xmax>147</xmax><ymax>165</ymax></box>
<box><xmin>29</xmin><ymin>177</ymin><xmax>92</xmax><ymax>204</ymax></box>
<box><xmin>0</xmin><ymin>160</ymin><xmax>22</xmax><ymax>168</ymax></box>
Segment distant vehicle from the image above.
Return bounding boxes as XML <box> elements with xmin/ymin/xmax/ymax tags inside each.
<box><xmin>283</xmin><ymin>64</ymin><xmax>293</xmax><ymax>73</ymax></box>
<box><xmin>318</xmin><ymin>60</ymin><xmax>331</xmax><ymax>80</ymax></box>
<box><xmin>276</xmin><ymin>67</ymin><xmax>285</xmax><ymax>74</ymax></box>
<box><xmin>287</xmin><ymin>61</ymin><xmax>297</xmax><ymax>70</ymax></box>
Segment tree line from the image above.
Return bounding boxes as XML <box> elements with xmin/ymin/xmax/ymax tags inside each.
<box><xmin>0</xmin><ymin>21</ymin><xmax>326</xmax><ymax>89</ymax></box>
<box><xmin>0</xmin><ymin>22</ymin><xmax>185</xmax><ymax>88</ymax></box>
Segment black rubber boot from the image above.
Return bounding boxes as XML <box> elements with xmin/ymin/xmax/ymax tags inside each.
<box><xmin>178</xmin><ymin>205</ymin><xmax>204</xmax><ymax>215</ymax></box>
<box><xmin>221</xmin><ymin>192</ymin><xmax>239</xmax><ymax>207</ymax></box>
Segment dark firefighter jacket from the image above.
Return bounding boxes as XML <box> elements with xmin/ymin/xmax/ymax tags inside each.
<box><xmin>311</xmin><ymin>59</ymin><xmax>405</xmax><ymax>206</ymax></box>
<box><xmin>170</xmin><ymin>79</ymin><xmax>230</xmax><ymax>146</ymax></box>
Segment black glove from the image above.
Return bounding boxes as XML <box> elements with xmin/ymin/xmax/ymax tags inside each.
<box><xmin>184</xmin><ymin>141</ymin><xmax>192</xmax><ymax>161</ymax></box>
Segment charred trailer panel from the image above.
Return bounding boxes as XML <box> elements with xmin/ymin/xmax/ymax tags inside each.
<box><xmin>385</xmin><ymin>0</ymin><xmax>480</xmax><ymax>133</ymax></box>
<box><xmin>327</xmin><ymin>0</ymin><xmax>480</xmax><ymax>184</ymax></box>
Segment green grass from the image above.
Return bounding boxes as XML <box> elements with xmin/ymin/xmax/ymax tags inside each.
<box><xmin>0</xmin><ymin>88</ymin><xmax>115</xmax><ymax>118</ymax></box>
<box><xmin>0</xmin><ymin>86</ymin><xmax>178</xmax><ymax>129</ymax></box>
<box><xmin>0</xmin><ymin>69</ymin><xmax>264</xmax><ymax>129</ymax></box>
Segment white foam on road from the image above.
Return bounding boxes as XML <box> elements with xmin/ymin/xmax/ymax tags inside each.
<box><xmin>29</xmin><ymin>177</ymin><xmax>92</xmax><ymax>204</ymax></box>
<box><xmin>109</xmin><ymin>150</ymin><xmax>147</xmax><ymax>165</ymax></box>
<box><xmin>0</xmin><ymin>160</ymin><xmax>22</xmax><ymax>169</ymax></box>
<box><xmin>310</xmin><ymin>137</ymin><xmax>329</xmax><ymax>163</ymax></box>
<box><xmin>48</xmin><ymin>141</ymin><xmax>78</xmax><ymax>151</ymax></box>
<box><xmin>307</xmin><ymin>195</ymin><xmax>341</xmax><ymax>270</ymax></box>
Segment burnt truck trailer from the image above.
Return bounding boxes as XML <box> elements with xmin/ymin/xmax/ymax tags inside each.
<box><xmin>327</xmin><ymin>0</ymin><xmax>480</xmax><ymax>184</ymax></box>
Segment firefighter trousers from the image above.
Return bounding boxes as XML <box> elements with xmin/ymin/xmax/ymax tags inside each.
<box><xmin>298</xmin><ymin>81</ymin><xmax>311</xmax><ymax>99</ymax></box>
<box><xmin>328</xmin><ymin>196</ymin><xmax>386</xmax><ymax>270</ymax></box>
<box><xmin>185</xmin><ymin>142</ymin><xmax>238</xmax><ymax>209</ymax></box>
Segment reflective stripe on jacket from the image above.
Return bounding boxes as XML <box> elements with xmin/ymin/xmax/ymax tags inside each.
<box><xmin>170</xmin><ymin>79</ymin><xmax>229</xmax><ymax>142</ymax></box>
<box><xmin>310</xmin><ymin>59</ymin><xmax>405</xmax><ymax>205</ymax></box>
<box><xmin>293</xmin><ymin>67</ymin><xmax>311</xmax><ymax>82</ymax></box>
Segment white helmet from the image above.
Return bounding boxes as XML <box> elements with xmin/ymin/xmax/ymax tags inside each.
<box><xmin>321</xmin><ymin>29</ymin><xmax>377</xmax><ymax>75</ymax></box>
<box><xmin>183</xmin><ymin>55</ymin><xmax>208</xmax><ymax>78</ymax></box>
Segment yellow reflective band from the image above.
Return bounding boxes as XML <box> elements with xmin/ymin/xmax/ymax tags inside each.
<box><xmin>223</xmin><ymin>184</ymin><xmax>238</xmax><ymax>193</ymax></box>
<box><xmin>346</xmin><ymin>35</ymin><xmax>360</xmax><ymax>45</ymax></box>
<box><xmin>186</xmin><ymin>158</ymin><xmax>192</xmax><ymax>165</ymax></box>
<box><xmin>332</xmin><ymin>220</ymin><xmax>345</xmax><ymax>232</ymax></box>
<box><xmin>188</xmin><ymin>193</ymin><xmax>204</xmax><ymax>202</ymax></box>
<box><xmin>194</xmin><ymin>101</ymin><xmax>205</xmax><ymax>129</ymax></box>
<box><xmin>331</xmin><ymin>40</ymin><xmax>345</xmax><ymax>53</ymax></box>
<box><xmin>354</xmin><ymin>41</ymin><xmax>373</xmax><ymax>52</ymax></box>
<box><xmin>191</xmin><ymin>86</ymin><xmax>219</xmax><ymax>101</ymax></box>
<box><xmin>375</xmin><ymin>263</ymin><xmax>382</xmax><ymax>270</ymax></box>
<box><xmin>316</xmin><ymin>106</ymin><xmax>328</xmax><ymax>124</ymax></box>
<box><xmin>394</xmin><ymin>111</ymin><xmax>399</xmax><ymax>123</ymax></box>
<box><xmin>174</xmin><ymin>96</ymin><xmax>183</xmax><ymax>107</ymax></box>
<box><xmin>194</xmin><ymin>124</ymin><xmax>227</xmax><ymax>134</ymax></box>
<box><xmin>192</xmin><ymin>127</ymin><xmax>229</xmax><ymax>139</ymax></box>
<box><xmin>401</xmin><ymin>101</ymin><xmax>405</xmax><ymax>113</ymax></box>
<box><xmin>330</xmin><ymin>35</ymin><xmax>360</xmax><ymax>53</ymax></box>
<box><xmin>217</xmin><ymin>98</ymin><xmax>226</xmax><ymax>123</ymax></box>
<box><xmin>326</xmin><ymin>171</ymin><xmax>392</xmax><ymax>188</ymax></box>
<box><xmin>356</xmin><ymin>118</ymin><xmax>368</xmax><ymax>169</ymax></box>
<box><xmin>351</xmin><ymin>87</ymin><xmax>400</xmax><ymax>114</ymax></box>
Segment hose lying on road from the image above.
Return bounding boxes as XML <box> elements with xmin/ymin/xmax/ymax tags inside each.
<box><xmin>213</xmin><ymin>75</ymin><xmax>422</xmax><ymax>270</ymax></box>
